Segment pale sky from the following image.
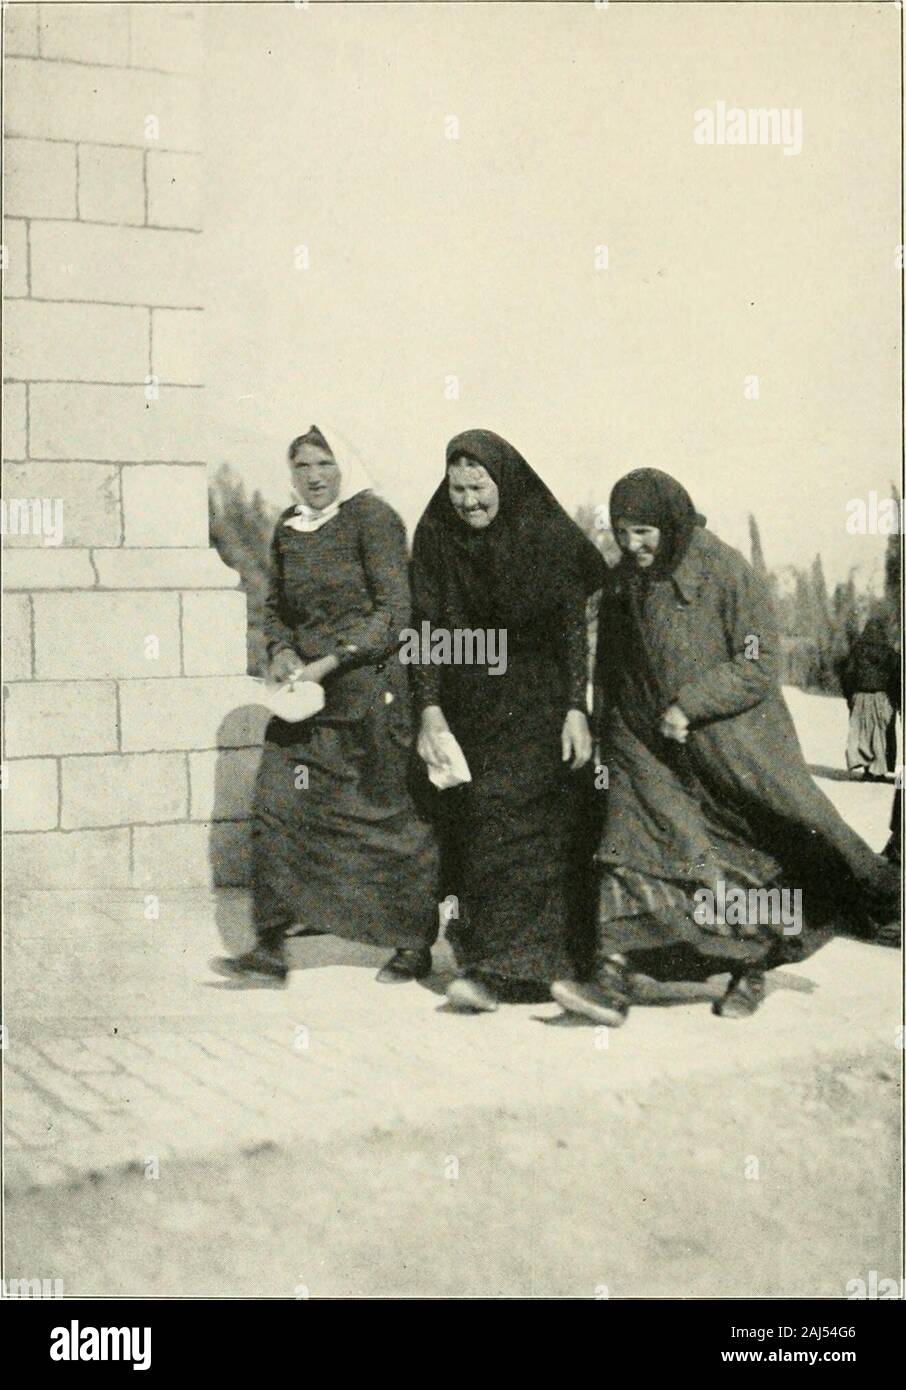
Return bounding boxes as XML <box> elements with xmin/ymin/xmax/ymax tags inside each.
<box><xmin>201</xmin><ymin>1</ymin><xmax>902</xmax><ymax>585</ymax></box>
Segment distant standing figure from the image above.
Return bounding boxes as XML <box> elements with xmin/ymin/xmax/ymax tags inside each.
<box><xmin>212</xmin><ymin>425</ymin><xmax>438</xmax><ymax>987</ymax></box>
<box><xmin>841</xmin><ymin>618</ymin><xmax>899</xmax><ymax>780</ymax></box>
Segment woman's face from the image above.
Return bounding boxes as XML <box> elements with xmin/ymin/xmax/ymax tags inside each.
<box><xmin>615</xmin><ymin>519</ymin><xmax>661</xmax><ymax>569</ymax></box>
<box><xmin>290</xmin><ymin>442</ymin><xmax>341</xmax><ymax>511</ymax></box>
<box><xmin>447</xmin><ymin>457</ymin><xmax>500</xmax><ymax>529</ymax></box>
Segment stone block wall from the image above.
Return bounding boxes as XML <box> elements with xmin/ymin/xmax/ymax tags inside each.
<box><xmin>2</xmin><ymin>3</ymin><xmax>265</xmax><ymax>888</ymax></box>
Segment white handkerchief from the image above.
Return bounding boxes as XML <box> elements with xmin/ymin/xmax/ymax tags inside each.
<box><xmin>262</xmin><ymin>680</ymin><xmax>326</xmax><ymax>724</ymax></box>
<box><xmin>428</xmin><ymin>732</ymin><xmax>472</xmax><ymax>790</ymax></box>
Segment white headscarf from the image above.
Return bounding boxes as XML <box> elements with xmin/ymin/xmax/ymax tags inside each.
<box><xmin>284</xmin><ymin>423</ymin><xmax>376</xmax><ymax>534</ymax></box>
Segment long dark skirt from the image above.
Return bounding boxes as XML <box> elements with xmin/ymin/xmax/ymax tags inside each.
<box><xmin>594</xmin><ymin>708</ymin><xmax>898</xmax><ymax>979</ymax></box>
<box><xmin>595</xmin><ymin>866</ymin><xmax>816</xmax><ymax>980</ymax></box>
<box><xmin>252</xmin><ymin>700</ymin><xmax>438</xmax><ymax>948</ymax></box>
<box><xmin>431</xmin><ymin>660</ymin><xmax>598</xmax><ymax>994</ymax></box>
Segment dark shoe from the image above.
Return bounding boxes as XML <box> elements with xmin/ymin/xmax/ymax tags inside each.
<box><xmin>376</xmin><ymin>947</ymin><xmax>432</xmax><ymax>982</ymax></box>
<box><xmin>551</xmin><ymin>954</ymin><xmax>631</xmax><ymax>1026</ymax></box>
<box><xmin>446</xmin><ymin>976</ymin><xmax>499</xmax><ymax>1012</ymax></box>
<box><xmin>210</xmin><ymin>945</ymin><xmax>288</xmax><ymax>986</ymax></box>
<box><xmin>712</xmin><ymin>969</ymin><xmax>765</xmax><ymax>1018</ymax></box>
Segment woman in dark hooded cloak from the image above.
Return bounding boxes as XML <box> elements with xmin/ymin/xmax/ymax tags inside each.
<box><xmin>411</xmin><ymin>429</ymin><xmax>606</xmax><ymax>1010</ymax></box>
<box><xmin>552</xmin><ymin>468</ymin><xmax>900</xmax><ymax>1026</ymax></box>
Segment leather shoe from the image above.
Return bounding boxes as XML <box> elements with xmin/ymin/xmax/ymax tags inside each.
<box><xmin>210</xmin><ymin>946</ymin><xmax>288</xmax><ymax>986</ymax></box>
<box><xmin>376</xmin><ymin>946</ymin><xmax>432</xmax><ymax>982</ymax></box>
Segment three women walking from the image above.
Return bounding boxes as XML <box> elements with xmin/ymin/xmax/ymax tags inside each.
<box><xmin>215</xmin><ymin>436</ymin><xmax>898</xmax><ymax>1023</ymax></box>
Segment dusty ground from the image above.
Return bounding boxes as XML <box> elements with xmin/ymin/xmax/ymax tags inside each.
<box><xmin>6</xmin><ymin>1048</ymin><xmax>898</xmax><ymax>1298</ymax></box>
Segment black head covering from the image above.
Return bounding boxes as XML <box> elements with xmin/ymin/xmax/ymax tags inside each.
<box><xmin>609</xmin><ymin>468</ymin><xmax>706</xmax><ymax>578</ymax></box>
<box><xmin>441</xmin><ymin>430</ymin><xmax>553</xmax><ymax>523</ymax></box>
<box><xmin>859</xmin><ymin>617</ymin><xmax>892</xmax><ymax>649</ymax></box>
<box><xmin>415</xmin><ymin>429</ymin><xmax>605</xmax><ymax>631</ymax></box>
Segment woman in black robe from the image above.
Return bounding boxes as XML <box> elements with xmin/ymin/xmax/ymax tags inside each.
<box><xmin>411</xmin><ymin>429</ymin><xmax>606</xmax><ymax>1010</ymax></box>
<box><xmin>552</xmin><ymin>469</ymin><xmax>900</xmax><ymax>1026</ymax></box>
<box><xmin>213</xmin><ymin>426</ymin><xmax>438</xmax><ymax>986</ymax></box>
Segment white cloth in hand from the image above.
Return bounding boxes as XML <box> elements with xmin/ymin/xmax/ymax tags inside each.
<box><xmin>262</xmin><ymin>680</ymin><xmax>326</xmax><ymax>724</ymax></box>
<box><xmin>427</xmin><ymin>732</ymin><xmax>472</xmax><ymax>790</ymax></box>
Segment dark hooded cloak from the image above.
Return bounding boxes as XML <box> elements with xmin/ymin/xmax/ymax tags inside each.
<box><xmin>410</xmin><ymin>429</ymin><xmax>605</xmax><ymax>990</ymax></box>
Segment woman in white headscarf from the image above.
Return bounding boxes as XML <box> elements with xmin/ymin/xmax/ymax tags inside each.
<box><xmin>213</xmin><ymin>425</ymin><xmax>439</xmax><ymax>986</ymax></box>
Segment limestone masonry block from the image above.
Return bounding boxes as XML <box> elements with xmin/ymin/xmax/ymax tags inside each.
<box><xmin>130</xmin><ymin>6</ymin><xmax>203</xmax><ymax>74</ymax></box>
<box><xmin>5</xmin><ymin>300</ymin><xmax>149</xmax><ymax>384</ymax></box>
<box><xmin>147</xmin><ymin>151</ymin><xmax>201</xmax><ymax>229</ymax></box>
<box><xmin>4</xmin><ymin>827</ymin><xmax>132</xmax><ymax>888</ymax></box>
<box><xmin>93</xmin><ymin>548</ymin><xmax>240</xmax><ymax>589</ymax></box>
<box><xmin>4</xmin><ymin>59</ymin><xmax>200</xmax><ymax>150</ymax></box>
<box><xmin>2</xmin><ymin>681</ymin><xmax>119</xmax><ymax>757</ymax></box>
<box><xmin>30</xmin><ymin>222</ymin><xmax>202</xmax><ymax>306</ymax></box>
<box><xmin>33</xmin><ymin>591</ymin><xmax>181</xmax><ymax>679</ymax></box>
<box><xmin>61</xmin><ymin>751</ymin><xmax>187</xmax><ymax>829</ymax></box>
<box><xmin>2</xmin><ymin>219</ymin><xmax>29</xmax><ymax>298</ymax></box>
<box><xmin>3</xmin><ymin>4</ymin><xmax>40</xmax><ymax>56</ymax></box>
<box><xmin>2</xmin><ymin>463</ymin><xmax>122</xmax><ymax>547</ymax></box>
<box><xmin>119</xmin><ymin>676</ymin><xmax>269</xmax><ymax>752</ymax></box>
<box><xmin>189</xmin><ymin>748</ymin><xmax>260</xmax><ymax>821</ymax></box>
<box><xmin>121</xmin><ymin>464</ymin><xmax>209</xmax><ymax>544</ymax></box>
<box><xmin>152</xmin><ymin>308</ymin><xmax>204</xmax><ymax>385</ymax></box>
<box><xmin>38</xmin><ymin>4</ymin><xmax>131</xmax><ymax>67</ymax></box>
<box><xmin>3</xmin><ymin>138</ymin><xmax>78</xmax><ymax>218</ymax></box>
<box><xmin>4</xmin><ymin>758</ymin><xmax>59</xmax><ymax>832</ymax></box>
<box><xmin>182</xmin><ymin>591</ymin><xmax>249</xmax><ymax>675</ymax></box>
<box><xmin>2</xmin><ymin>594</ymin><xmax>33</xmax><ymax>680</ymax></box>
<box><xmin>3</xmin><ymin>549</ymin><xmax>97</xmax><ymax>590</ymax></box>
<box><xmin>132</xmin><ymin>821</ymin><xmax>222</xmax><ymax>888</ymax></box>
<box><xmin>2</xmin><ymin>383</ymin><xmax>28</xmax><ymax>458</ymax></box>
<box><xmin>30</xmin><ymin>385</ymin><xmax>205</xmax><ymax>464</ymax></box>
<box><xmin>78</xmin><ymin>144</ymin><xmax>146</xmax><ymax>225</ymax></box>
